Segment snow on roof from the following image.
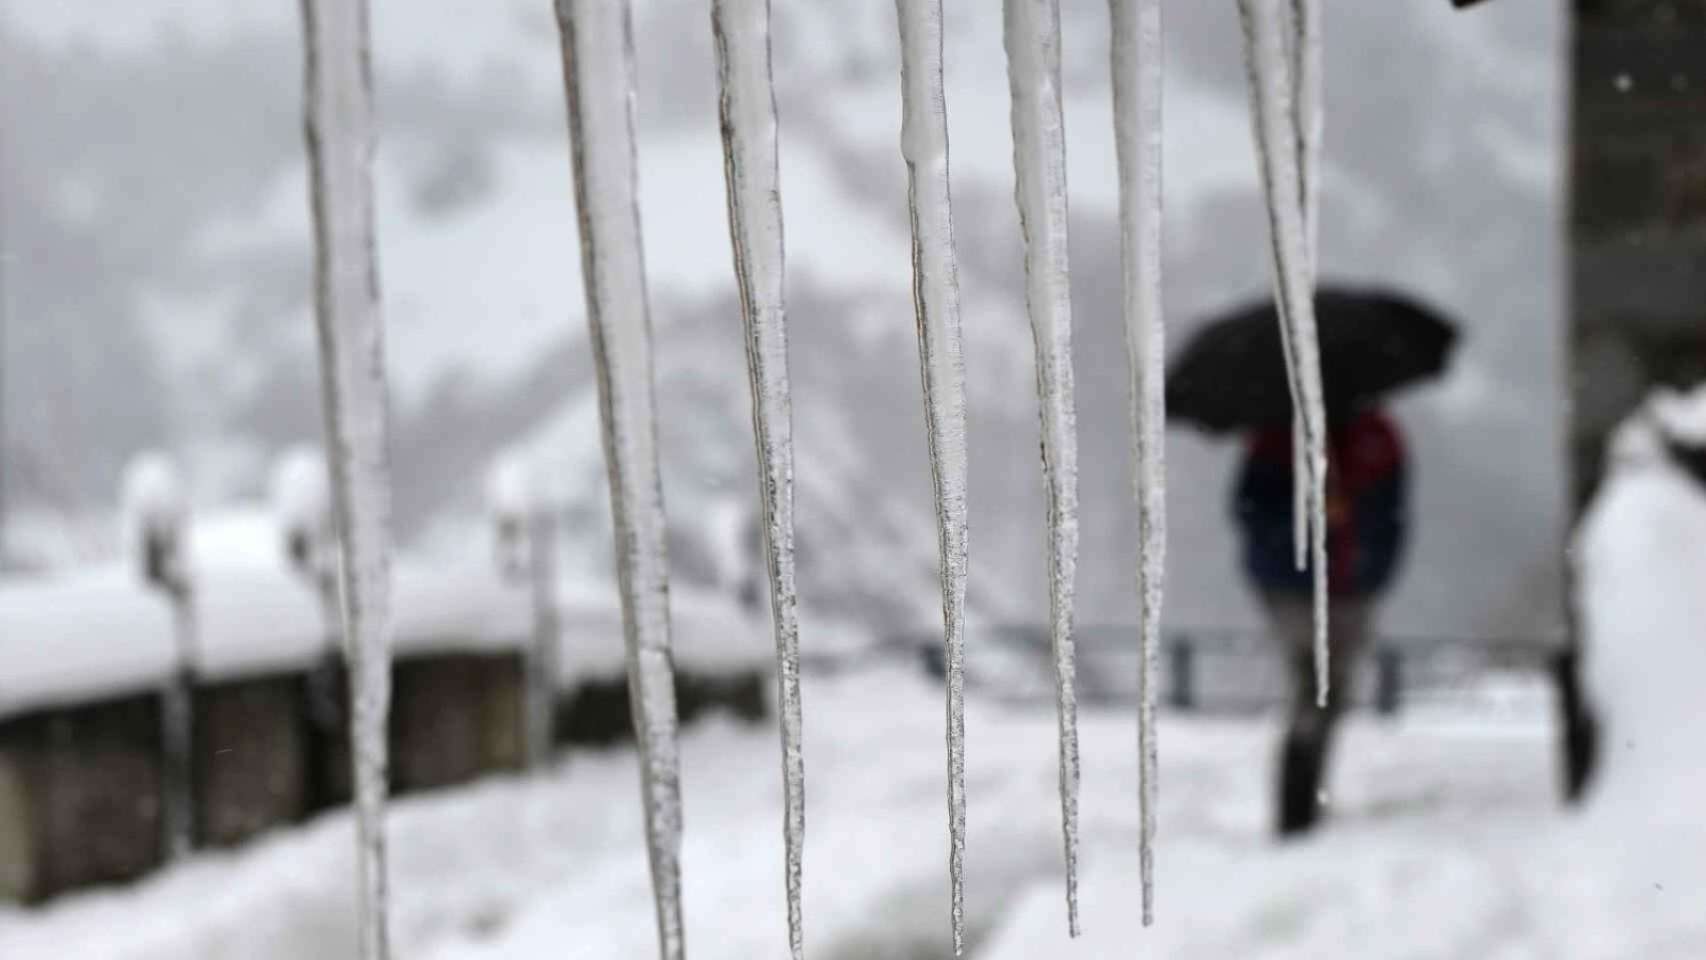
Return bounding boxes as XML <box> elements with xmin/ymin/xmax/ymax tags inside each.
<box><xmin>390</xmin><ymin>561</ymin><xmax>532</xmax><ymax>658</ymax></box>
<box><xmin>0</xmin><ymin>565</ymin><xmax>177</xmax><ymax>721</ymax></box>
<box><xmin>554</xmin><ymin>582</ymin><xmax>769</xmax><ymax>683</ymax></box>
<box><xmin>193</xmin><ymin>565</ymin><xmax>327</xmax><ymax>682</ymax></box>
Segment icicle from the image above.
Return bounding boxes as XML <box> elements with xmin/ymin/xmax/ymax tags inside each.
<box><xmin>1002</xmin><ymin>0</ymin><xmax>1082</xmax><ymax>937</ymax></box>
<box><xmin>894</xmin><ymin>0</ymin><xmax>971</xmax><ymax>953</ymax></box>
<box><xmin>1108</xmin><ymin>0</ymin><xmax>1164</xmax><ymax>928</ymax></box>
<box><xmin>298</xmin><ymin>0</ymin><xmax>394</xmax><ymax>955</ymax></box>
<box><xmin>1290</xmin><ymin>0</ymin><xmax>1322</xmax><ymax>268</ymax></box>
<box><xmin>553</xmin><ymin>2</ymin><xmax>685</xmax><ymax>957</ymax></box>
<box><xmin>1288</xmin><ymin>0</ymin><xmax>1322</xmax><ymax>577</ymax></box>
<box><xmin>709</xmin><ymin>2</ymin><xmax>806</xmax><ymax>957</ymax></box>
<box><xmin>1235</xmin><ymin>0</ymin><xmax>1331</xmax><ymax>705</ymax></box>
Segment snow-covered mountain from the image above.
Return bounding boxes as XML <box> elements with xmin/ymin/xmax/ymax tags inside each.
<box><xmin>1</xmin><ymin>0</ymin><xmax>1562</xmax><ymax>639</ymax></box>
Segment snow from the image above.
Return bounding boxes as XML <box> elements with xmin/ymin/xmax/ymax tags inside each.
<box><xmin>1576</xmin><ymin>392</ymin><xmax>1706</xmax><ymax>822</ymax></box>
<box><xmin>895</xmin><ymin>0</ymin><xmax>973</xmax><ymax>949</ymax></box>
<box><xmin>1107</xmin><ymin>0</ymin><xmax>1165</xmax><ymax>924</ymax></box>
<box><xmin>192</xmin><ymin>565</ymin><xmax>326</xmax><ymax>682</ymax></box>
<box><xmin>0</xmin><ymin>566</ymin><xmax>175</xmax><ymax>721</ymax></box>
<box><xmin>120</xmin><ymin>454</ymin><xmax>188</xmax><ymax>542</ymax></box>
<box><xmin>553</xmin><ymin>583</ymin><xmax>768</xmax><ymax>682</ymax></box>
<box><xmin>13</xmin><ymin>657</ymin><xmax>1702</xmax><ymax>959</ymax></box>
<box><xmin>269</xmin><ymin>447</ymin><xmax>331</xmax><ymax>541</ymax></box>
<box><xmin>709</xmin><ymin>0</ymin><xmax>806</xmax><ymax>952</ymax></box>
<box><xmin>483</xmin><ymin>455</ymin><xmax>537</xmax><ymax>523</ymax></box>
<box><xmin>389</xmin><ymin>562</ymin><xmax>530</xmax><ymax>659</ymax></box>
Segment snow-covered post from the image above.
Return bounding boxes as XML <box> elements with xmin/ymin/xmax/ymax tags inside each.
<box><xmin>487</xmin><ymin>455</ymin><xmax>559</xmax><ymax>770</ymax></box>
<box><xmin>271</xmin><ymin>447</ymin><xmax>343</xmax><ymax>775</ymax></box>
<box><xmin>298</xmin><ymin>0</ymin><xmax>396</xmax><ymax>953</ymax></box>
<box><xmin>121</xmin><ymin>451</ymin><xmax>196</xmax><ymax>860</ymax></box>
<box><xmin>552</xmin><ymin>1</ymin><xmax>685</xmax><ymax>955</ymax></box>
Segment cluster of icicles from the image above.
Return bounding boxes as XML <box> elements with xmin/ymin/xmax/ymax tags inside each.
<box><xmin>295</xmin><ymin>0</ymin><xmax>1329</xmax><ymax>956</ymax></box>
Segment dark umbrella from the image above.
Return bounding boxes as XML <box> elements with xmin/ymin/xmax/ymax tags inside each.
<box><xmin>1166</xmin><ymin>286</ymin><xmax>1458</xmax><ymax>434</ymax></box>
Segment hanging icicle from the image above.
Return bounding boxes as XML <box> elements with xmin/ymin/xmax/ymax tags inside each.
<box><xmin>1108</xmin><ymin>0</ymin><xmax>1164</xmax><ymax>928</ymax></box>
<box><xmin>1002</xmin><ymin>0</ymin><xmax>1083</xmax><ymax>937</ymax></box>
<box><xmin>553</xmin><ymin>1</ymin><xmax>685</xmax><ymax>957</ymax></box>
<box><xmin>894</xmin><ymin>0</ymin><xmax>972</xmax><ymax>952</ymax></box>
<box><xmin>298</xmin><ymin>0</ymin><xmax>394</xmax><ymax>955</ymax></box>
<box><xmin>1236</xmin><ymin>0</ymin><xmax>1331</xmax><ymax>705</ymax></box>
<box><xmin>1288</xmin><ymin>0</ymin><xmax>1323</xmax><ymax>577</ymax></box>
<box><xmin>709</xmin><ymin>1</ymin><xmax>807</xmax><ymax>957</ymax></box>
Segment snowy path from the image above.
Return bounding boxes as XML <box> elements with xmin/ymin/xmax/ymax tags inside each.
<box><xmin>1</xmin><ymin>661</ymin><xmax>1695</xmax><ymax>958</ymax></box>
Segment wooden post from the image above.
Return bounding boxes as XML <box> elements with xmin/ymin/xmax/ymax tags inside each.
<box><xmin>526</xmin><ymin>505</ymin><xmax>560</xmax><ymax>768</ymax></box>
<box><xmin>1167</xmin><ymin>636</ymin><xmax>1195</xmax><ymax>711</ymax></box>
<box><xmin>121</xmin><ymin>453</ymin><xmax>196</xmax><ymax>858</ymax></box>
<box><xmin>1374</xmin><ymin>647</ymin><xmax>1402</xmax><ymax>717</ymax></box>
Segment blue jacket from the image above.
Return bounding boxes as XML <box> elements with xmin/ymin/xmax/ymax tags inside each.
<box><xmin>1233</xmin><ymin>411</ymin><xmax>1408</xmax><ymax>598</ymax></box>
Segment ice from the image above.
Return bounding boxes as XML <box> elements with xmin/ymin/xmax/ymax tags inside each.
<box><xmin>299</xmin><ymin>0</ymin><xmax>395</xmax><ymax>953</ymax></box>
<box><xmin>552</xmin><ymin>1</ymin><xmax>685</xmax><ymax>956</ymax></box>
<box><xmin>1287</xmin><ymin>0</ymin><xmax>1322</xmax><ymax>578</ymax></box>
<box><xmin>1289</xmin><ymin>0</ymin><xmax>1322</xmax><ymax>268</ymax></box>
<box><xmin>1002</xmin><ymin>0</ymin><xmax>1082</xmax><ymax>936</ymax></box>
<box><xmin>1235</xmin><ymin>0</ymin><xmax>1330</xmax><ymax>705</ymax></box>
<box><xmin>893</xmin><ymin>0</ymin><xmax>972</xmax><ymax>951</ymax></box>
<box><xmin>709</xmin><ymin>0</ymin><xmax>807</xmax><ymax>955</ymax></box>
<box><xmin>1107</xmin><ymin>0</ymin><xmax>1164</xmax><ymax>927</ymax></box>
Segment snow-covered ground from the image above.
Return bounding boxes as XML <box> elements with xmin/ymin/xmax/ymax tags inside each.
<box><xmin>1</xmin><ymin>654</ymin><xmax>1687</xmax><ymax>960</ymax></box>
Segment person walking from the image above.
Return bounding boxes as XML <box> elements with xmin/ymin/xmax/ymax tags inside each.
<box><xmin>1233</xmin><ymin>405</ymin><xmax>1409</xmax><ymax>836</ymax></box>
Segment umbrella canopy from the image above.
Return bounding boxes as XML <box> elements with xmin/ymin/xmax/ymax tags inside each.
<box><xmin>1166</xmin><ymin>286</ymin><xmax>1458</xmax><ymax>434</ymax></box>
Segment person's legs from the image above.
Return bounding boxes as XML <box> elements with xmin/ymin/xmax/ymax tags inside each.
<box><xmin>1267</xmin><ymin>594</ymin><xmax>1370</xmax><ymax>836</ymax></box>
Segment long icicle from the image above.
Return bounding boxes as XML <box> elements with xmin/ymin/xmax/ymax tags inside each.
<box><xmin>709</xmin><ymin>2</ymin><xmax>806</xmax><ymax>957</ymax></box>
<box><xmin>894</xmin><ymin>0</ymin><xmax>971</xmax><ymax>952</ymax></box>
<box><xmin>553</xmin><ymin>1</ymin><xmax>685</xmax><ymax>956</ymax></box>
<box><xmin>1002</xmin><ymin>0</ymin><xmax>1082</xmax><ymax>937</ymax></box>
<box><xmin>1236</xmin><ymin>0</ymin><xmax>1330</xmax><ymax>705</ymax></box>
<box><xmin>1287</xmin><ymin>0</ymin><xmax>1322</xmax><ymax>576</ymax></box>
<box><xmin>298</xmin><ymin>0</ymin><xmax>394</xmax><ymax>955</ymax></box>
<box><xmin>1108</xmin><ymin>0</ymin><xmax>1164</xmax><ymax>927</ymax></box>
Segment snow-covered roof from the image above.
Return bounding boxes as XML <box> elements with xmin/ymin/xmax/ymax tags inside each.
<box><xmin>3</xmin><ymin>508</ymin><xmax>769</xmax><ymax>716</ymax></box>
<box><xmin>391</xmin><ymin>561</ymin><xmax>531</xmax><ymax>658</ymax></box>
<box><xmin>193</xmin><ymin>565</ymin><xmax>327</xmax><ymax>682</ymax></box>
<box><xmin>0</xmin><ymin>565</ymin><xmax>177</xmax><ymax>721</ymax></box>
<box><xmin>554</xmin><ymin>582</ymin><xmax>769</xmax><ymax>683</ymax></box>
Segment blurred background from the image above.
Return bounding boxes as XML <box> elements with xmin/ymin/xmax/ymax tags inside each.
<box><xmin>5</xmin><ymin>0</ymin><xmax>1704</xmax><ymax>957</ymax></box>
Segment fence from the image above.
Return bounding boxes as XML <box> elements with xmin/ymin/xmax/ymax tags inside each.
<box><xmin>910</xmin><ymin>623</ymin><xmax>1563</xmax><ymax>717</ymax></box>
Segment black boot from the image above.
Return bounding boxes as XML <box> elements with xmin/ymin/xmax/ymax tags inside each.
<box><xmin>1277</xmin><ymin>728</ymin><xmax>1327</xmax><ymax>837</ymax></box>
<box><xmin>1553</xmin><ymin>648</ymin><xmax>1600</xmax><ymax>803</ymax></box>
